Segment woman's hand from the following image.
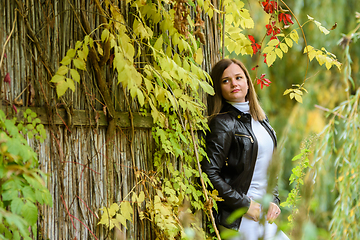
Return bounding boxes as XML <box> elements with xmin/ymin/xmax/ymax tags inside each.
<box><xmin>245</xmin><ymin>200</ymin><xmax>261</xmax><ymax>222</ymax></box>
<box><xmin>266</xmin><ymin>202</ymin><xmax>281</xmax><ymax>223</ymax></box>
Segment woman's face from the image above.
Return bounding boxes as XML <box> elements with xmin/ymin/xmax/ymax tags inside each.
<box><xmin>220</xmin><ymin>63</ymin><xmax>249</xmax><ymax>102</ymax></box>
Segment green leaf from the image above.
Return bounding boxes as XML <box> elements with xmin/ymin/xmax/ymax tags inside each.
<box><xmin>199</xmin><ymin>80</ymin><xmax>215</xmax><ymax>95</ymax></box>
<box><xmin>154</xmin><ymin>35</ymin><xmax>163</xmax><ymax>51</ymax></box>
<box><xmin>60</xmin><ymin>56</ymin><xmax>72</xmax><ymax>65</ymax></box>
<box><xmin>55</xmin><ymin>79</ymin><xmax>68</xmax><ymax>97</ymax></box>
<box><xmin>21</xmin><ymin>201</ymin><xmax>38</xmax><ymax>225</ymax></box>
<box><xmin>77</xmin><ymin>50</ymin><xmax>87</xmax><ymax>61</ymax></box>
<box><xmin>66</xmin><ymin>48</ymin><xmax>76</xmax><ymax>58</ymax></box>
<box><xmin>73</xmin><ymin>58</ymin><xmax>86</xmax><ymax>70</ymax></box>
<box><xmin>50</xmin><ymin>75</ymin><xmax>65</xmax><ymax>83</ymax></box>
<box><xmin>2</xmin><ymin>188</ymin><xmax>18</xmax><ymax>201</ymax></box>
<box><xmin>66</xmin><ymin>78</ymin><xmax>76</xmax><ymax>92</ymax></box>
<box><xmin>56</xmin><ymin>65</ymin><xmax>69</xmax><ymax>76</ymax></box>
<box><xmin>75</xmin><ymin>41</ymin><xmax>82</xmax><ymax>50</ymax></box>
<box><xmin>10</xmin><ymin>197</ymin><xmax>24</xmax><ymax>215</ymax></box>
<box><xmin>70</xmin><ymin>69</ymin><xmax>80</xmax><ymax>83</ymax></box>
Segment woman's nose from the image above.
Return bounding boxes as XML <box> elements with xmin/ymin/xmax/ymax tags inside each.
<box><xmin>230</xmin><ymin>78</ymin><xmax>237</xmax><ymax>87</ymax></box>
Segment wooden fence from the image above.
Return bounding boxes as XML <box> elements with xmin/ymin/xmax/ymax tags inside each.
<box><xmin>0</xmin><ymin>0</ymin><xmax>221</xmax><ymax>239</ymax></box>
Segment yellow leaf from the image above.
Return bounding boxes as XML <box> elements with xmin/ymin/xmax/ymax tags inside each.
<box><xmin>283</xmin><ymin>89</ymin><xmax>292</xmax><ymax>95</ymax></box>
<box><xmin>137</xmin><ymin>89</ymin><xmax>144</xmax><ymax>106</ymax></box>
<box><xmin>108</xmin><ymin>203</ymin><xmax>120</xmax><ymax>217</ymax></box>
<box><xmin>195</xmin><ymin>48</ymin><xmax>203</xmax><ymax>65</ymax></box>
<box><xmin>290</xmin><ymin>30</ymin><xmax>299</xmax><ymax>43</ymax></box>
<box><xmin>294</xmin><ymin>94</ymin><xmax>303</xmax><ymax>103</ymax></box>
<box><xmin>325</xmin><ymin>57</ymin><xmax>332</xmax><ymax>70</ymax></box>
<box><xmin>101</xmin><ymin>29</ymin><xmax>110</xmax><ymax>42</ymax></box>
<box><xmin>280</xmin><ymin>43</ymin><xmax>288</xmax><ymax>53</ymax></box>
<box><xmin>290</xmin><ymin>92</ymin><xmax>295</xmax><ymax>99</ymax></box>
<box><xmin>120</xmin><ymin>201</ymin><xmax>133</xmax><ymax>221</ymax></box>
<box><xmin>308</xmin><ymin>50</ymin><xmax>317</xmax><ymax>61</ymax></box>
<box><xmin>199</xmin><ymin>80</ymin><xmax>215</xmax><ymax>95</ymax></box>
<box><xmin>266</xmin><ymin>51</ymin><xmax>277</xmax><ymax>67</ymax></box>
<box><xmin>285</xmin><ymin>37</ymin><xmax>293</xmax><ymax>48</ymax></box>
<box><xmin>262</xmin><ymin>46</ymin><xmax>274</xmax><ymax>54</ymax></box>
<box><xmin>303</xmin><ymin>45</ymin><xmax>314</xmax><ymax>53</ymax></box>
<box><xmin>137</xmin><ymin>191</ymin><xmax>145</xmax><ymax>203</ymax></box>
<box><xmin>116</xmin><ymin>213</ymin><xmax>127</xmax><ymax>228</ymax></box>
<box><xmin>275</xmin><ymin>48</ymin><xmax>283</xmax><ymax>59</ymax></box>
<box><xmin>318</xmin><ymin>25</ymin><xmax>330</xmax><ymax>35</ymax></box>
<box><xmin>173</xmin><ymin>54</ymin><xmax>182</xmax><ymax>67</ymax></box>
<box><xmin>268</xmin><ymin>39</ymin><xmax>280</xmax><ymax>46</ymax></box>
<box><xmin>96</xmin><ymin>42</ymin><xmax>104</xmax><ymax>56</ymax></box>
<box><xmin>183</xmin><ymin>59</ymin><xmax>190</xmax><ymax>71</ymax></box>
<box><xmin>293</xmin><ymin>89</ymin><xmax>302</xmax><ymax>95</ymax></box>
<box><xmin>316</xmin><ymin>54</ymin><xmax>326</xmax><ymax>66</ymax></box>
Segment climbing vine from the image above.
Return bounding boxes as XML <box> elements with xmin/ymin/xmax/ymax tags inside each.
<box><xmin>47</xmin><ymin>0</ymin><xmax>344</xmax><ymax>239</ymax></box>
<box><xmin>0</xmin><ymin>109</ymin><xmax>52</xmax><ymax>240</ymax></box>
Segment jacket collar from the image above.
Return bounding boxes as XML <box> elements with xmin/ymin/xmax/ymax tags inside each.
<box><xmin>221</xmin><ymin>102</ymin><xmax>252</xmax><ymax>122</ymax></box>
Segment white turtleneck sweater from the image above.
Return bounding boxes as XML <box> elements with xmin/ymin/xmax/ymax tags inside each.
<box><xmin>229</xmin><ymin>101</ymin><xmax>274</xmax><ymax>201</ymax></box>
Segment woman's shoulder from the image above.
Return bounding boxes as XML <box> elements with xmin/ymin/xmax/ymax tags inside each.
<box><xmin>208</xmin><ymin>112</ymin><xmax>236</xmax><ymax>132</ymax></box>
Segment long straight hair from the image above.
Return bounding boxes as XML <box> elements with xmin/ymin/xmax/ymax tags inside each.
<box><xmin>208</xmin><ymin>59</ymin><xmax>266</xmax><ymax>121</ymax></box>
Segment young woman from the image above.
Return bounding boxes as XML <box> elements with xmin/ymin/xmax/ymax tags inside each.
<box><xmin>202</xmin><ymin>59</ymin><xmax>289</xmax><ymax>240</ymax></box>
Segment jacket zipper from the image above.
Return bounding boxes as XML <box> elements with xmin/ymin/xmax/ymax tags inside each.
<box><xmin>235</xmin><ymin>134</ymin><xmax>254</xmax><ymax>143</ymax></box>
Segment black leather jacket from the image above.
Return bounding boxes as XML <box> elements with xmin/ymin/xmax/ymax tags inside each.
<box><xmin>202</xmin><ymin>102</ymin><xmax>280</xmax><ymax>230</ymax></box>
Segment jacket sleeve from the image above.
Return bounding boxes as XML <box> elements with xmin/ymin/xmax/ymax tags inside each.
<box><xmin>202</xmin><ymin>117</ymin><xmax>251</xmax><ymax>211</ymax></box>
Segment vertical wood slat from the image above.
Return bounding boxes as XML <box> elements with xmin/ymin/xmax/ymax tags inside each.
<box><xmin>0</xmin><ymin>0</ymin><xmax>220</xmax><ymax>239</ymax></box>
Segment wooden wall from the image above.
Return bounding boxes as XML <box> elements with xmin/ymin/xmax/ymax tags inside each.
<box><xmin>0</xmin><ymin>0</ymin><xmax>221</xmax><ymax>239</ymax></box>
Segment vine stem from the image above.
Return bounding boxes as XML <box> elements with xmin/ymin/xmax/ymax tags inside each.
<box><xmin>188</xmin><ymin>113</ymin><xmax>221</xmax><ymax>240</ymax></box>
<box><xmin>0</xmin><ymin>10</ymin><xmax>16</xmax><ymax>69</ymax></box>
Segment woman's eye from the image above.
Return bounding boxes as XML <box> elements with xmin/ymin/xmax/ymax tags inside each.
<box><xmin>222</xmin><ymin>79</ymin><xmax>229</xmax><ymax>83</ymax></box>
<box><xmin>236</xmin><ymin>76</ymin><xmax>242</xmax><ymax>80</ymax></box>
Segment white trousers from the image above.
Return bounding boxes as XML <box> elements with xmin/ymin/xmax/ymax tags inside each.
<box><xmin>237</xmin><ymin>217</ymin><xmax>290</xmax><ymax>240</ymax></box>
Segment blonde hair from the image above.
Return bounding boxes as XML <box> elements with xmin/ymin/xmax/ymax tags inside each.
<box><xmin>208</xmin><ymin>59</ymin><xmax>266</xmax><ymax>121</ymax></box>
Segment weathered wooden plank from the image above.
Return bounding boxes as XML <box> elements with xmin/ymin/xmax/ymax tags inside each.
<box><xmin>0</xmin><ymin>106</ymin><xmax>153</xmax><ymax>128</ymax></box>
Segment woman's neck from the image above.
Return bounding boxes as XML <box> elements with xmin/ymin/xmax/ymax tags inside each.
<box><xmin>228</xmin><ymin>101</ymin><xmax>250</xmax><ymax>114</ymax></box>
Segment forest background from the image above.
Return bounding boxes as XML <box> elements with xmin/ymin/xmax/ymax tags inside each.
<box><xmin>0</xmin><ymin>0</ymin><xmax>359</xmax><ymax>239</ymax></box>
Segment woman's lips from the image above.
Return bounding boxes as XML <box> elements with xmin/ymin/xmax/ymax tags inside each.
<box><xmin>232</xmin><ymin>89</ymin><xmax>240</xmax><ymax>93</ymax></box>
